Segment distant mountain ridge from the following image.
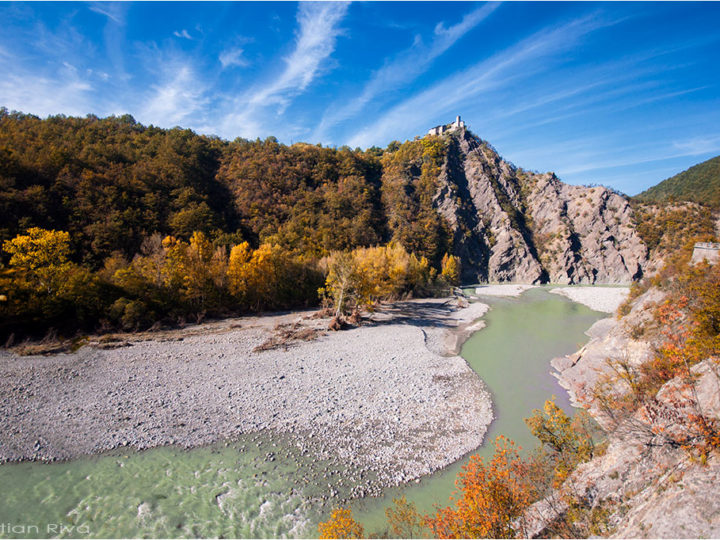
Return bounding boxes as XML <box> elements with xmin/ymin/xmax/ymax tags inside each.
<box><xmin>634</xmin><ymin>154</ymin><xmax>720</xmax><ymax>207</ymax></box>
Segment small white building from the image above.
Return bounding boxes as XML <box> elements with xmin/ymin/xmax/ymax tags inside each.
<box><xmin>691</xmin><ymin>242</ymin><xmax>720</xmax><ymax>265</ymax></box>
<box><xmin>428</xmin><ymin>115</ymin><xmax>465</xmax><ymax>136</ymax></box>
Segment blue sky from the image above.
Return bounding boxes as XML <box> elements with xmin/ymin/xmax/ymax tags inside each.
<box><xmin>1</xmin><ymin>2</ymin><xmax>719</xmax><ymax>195</ymax></box>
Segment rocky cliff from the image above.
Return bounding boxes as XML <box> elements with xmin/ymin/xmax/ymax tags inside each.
<box><xmin>539</xmin><ymin>287</ymin><xmax>720</xmax><ymax>538</ymax></box>
<box><xmin>427</xmin><ymin>127</ymin><xmax>648</xmax><ymax>284</ymax></box>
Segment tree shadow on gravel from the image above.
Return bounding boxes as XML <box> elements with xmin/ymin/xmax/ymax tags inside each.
<box><xmin>361</xmin><ymin>300</ymin><xmax>459</xmax><ymax>329</ymax></box>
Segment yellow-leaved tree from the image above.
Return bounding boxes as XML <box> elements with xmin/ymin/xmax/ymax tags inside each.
<box><xmin>320</xmin><ymin>243</ymin><xmax>436</xmax><ymax>317</ymax></box>
<box><xmin>318</xmin><ymin>507</ymin><xmax>365</xmax><ymax>539</ymax></box>
<box><xmin>227</xmin><ymin>241</ymin><xmax>253</xmax><ymax>299</ymax></box>
<box><xmin>227</xmin><ymin>242</ymin><xmax>322</xmax><ymax>311</ymax></box>
<box><xmin>3</xmin><ymin>227</ymin><xmax>72</xmax><ymax>294</ymax></box>
<box><xmin>384</xmin><ymin>495</ymin><xmax>425</xmax><ymax>538</ymax></box>
<box><xmin>321</xmin><ymin>251</ymin><xmax>358</xmax><ymax>318</ymax></box>
<box><xmin>166</xmin><ymin>231</ymin><xmax>227</xmax><ymax>310</ymax></box>
<box><xmin>1</xmin><ymin>227</ymin><xmax>100</xmax><ymax>334</ymax></box>
<box><xmin>525</xmin><ymin>398</ymin><xmax>595</xmax><ymax>488</ymax></box>
<box><xmin>440</xmin><ymin>253</ymin><xmax>461</xmax><ymax>287</ymax></box>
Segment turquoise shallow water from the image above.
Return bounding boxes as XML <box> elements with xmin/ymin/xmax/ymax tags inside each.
<box><xmin>0</xmin><ymin>288</ymin><xmax>603</xmax><ymax>538</ymax></box>
<box><xmin>0</xmin><ymin>434</ymin><xmax>344</xmax><ymax>539</ymax></box>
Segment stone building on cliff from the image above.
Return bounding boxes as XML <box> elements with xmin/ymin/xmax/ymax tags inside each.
<box><xmin>428</xmin><ymin>115</ymin><xmax>465</xmax><ymax>136</ymax></box>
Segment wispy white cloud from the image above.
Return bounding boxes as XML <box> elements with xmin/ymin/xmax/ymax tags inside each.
<box><xmin>346</xmin><ymin>14</ymin><xmax>614</xmax><ymax>147</ymax></box>
<box><xmin>537</xmin><ymin>134</ymin><xmax>720</xmax><ymax>179</ymax></box>
<box><xmin>313</xmin><ymin>2</ymin><xmax>499</xmax><ymax>141</ymax></box>
<box><xmin>485</xmin><ymin>101</ymin><xmax>720</xmax><ymax>192</ymax></box>
<box><xmin>505</xmin><ymin>84</ymin><xmax>709</xmax><ymax>143</ymax></box>
<box><xmin>248</xmin><ymin>2</ymin><xmax>349</xmax><ymax>109</ymax></box>
<box><xmin>0</xmin><ymin>18</ymin><xmax>99</xmax><ymax>116</ymax></box>
<box><xmin>558</xmin><ymin>150</ymin><xmax>716</xmax><ymax>177</ymax></box>
<box><xmin>220</xmin><ymin>2</ymin><xmax>350</xmax><ymax>138</ymax></box>
<box><xmin>0</xmin><ymin>70</ymin><xmax>95</xmax><ymax>117</ymax></box>
<box><xmin>89</xmin><ymin>3</ymin><xmax>123</xmax><ymax>25</ymax></box>
<box><xmin>486</xmin><ymin>78</ymin><xmax>669</xmax><ymax>142</ymax></box>
<box><xmin>672</xmin><ymin>134</ymin><xmax>720</xmax><ymax>156</ymax></box>
<box><xmin>219</xmin><ymin>47</ymin><xmax>248</xmax><ymax>68</ymax></box>
<box><xmin>60</xmin><ymin>61</ymin><xmax>92</xmax><ymax>91</ymax></box>
<box><xmin>173</xmin><ymin>29</ymin><xmax>192</xmax><ymax>40</ymax></box>
<box><xmin>613</xmin><ymin>86</ymin><xmax>710</xmax><ymax>111</ymax></box>
<box><xmin>139</xmin><ymin>63</ymin><xmax>208</xmax><ymax>126</ymax></box>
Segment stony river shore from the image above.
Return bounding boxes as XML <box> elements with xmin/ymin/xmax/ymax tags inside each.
<box><xmin>0</xmin><ymin>298</ymin><xmax>492</xmax><ymax>497</ymax></box>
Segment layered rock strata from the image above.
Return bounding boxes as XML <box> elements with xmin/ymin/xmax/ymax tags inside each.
<box><xmin>430</xmin><ymin>128</ymin><xmax>647</xmax><ymax>283</ymax></box>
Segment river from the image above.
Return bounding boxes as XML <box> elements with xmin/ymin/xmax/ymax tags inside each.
<box><xmin>0</xmin><ymin>288</ymin><xmax>603</xmax><ymax>538</ymax></box>
<box><xmin>348</xmin><ymin>287</ymin><xmax>603</xmax><ymax>535</ymax></box>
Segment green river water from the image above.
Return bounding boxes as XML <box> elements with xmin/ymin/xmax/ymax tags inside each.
<box><xmin>349</xmin><ymin>287</ymin><xmax>603</xmax><ymax>535</ymax></box>
<box><xmin>0</xmin><ymin>288</ymin><xmax>603</xmax><ymax>538</ymax></box>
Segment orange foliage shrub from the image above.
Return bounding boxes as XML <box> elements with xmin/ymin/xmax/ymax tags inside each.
<box><xmin>525</xmin><ymin>398</ymin><xmax>595</xmax><ymax>488</ymax></box>
<box><xmin>597</xmin><ymin>259</ymin><xmax>720</xmax><ymax>459</ymax></box>
<box><xmin>426</xmin><ymin>437</ymin><xmax>535</xmax><ymax>539</ymax></box>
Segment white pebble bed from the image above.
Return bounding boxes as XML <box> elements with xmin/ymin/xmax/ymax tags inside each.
<box><xmin>549</xmin><ymin>286</ymin><xmax>630</xmax><ymax>313</ymax></box>
<box><xmin>474</xmin><ymin>284</ymin><xmax>537</xmax><ymax>297</ymax></box>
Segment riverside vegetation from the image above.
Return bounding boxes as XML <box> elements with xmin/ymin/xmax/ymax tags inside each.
<box><xmin>1</xmin><ymin>109</ymin><xmax>716</xmax><ymax>340</ymax></box>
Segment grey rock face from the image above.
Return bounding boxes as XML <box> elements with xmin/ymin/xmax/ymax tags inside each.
<box><xmin>540</xmin><ymin>287</ymin><xmax>720</xmax><ymax>539</ymax></box>
<box><xmin>432</xmin><ymin>129</ymin><xmax>648</xmax><ymax>283</ymax></box>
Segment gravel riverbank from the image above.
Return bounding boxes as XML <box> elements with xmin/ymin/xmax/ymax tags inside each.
<box><xmin>474</xmin><ymin>284</ymin><xmax>537</xmax><ymax>297</ymax></box>
<box><xmin>549</xmin><ymin>286</ymin><xmax>629</xmax><ymax>313</ymax></box>
<box><xmin>0</xmin><ymin>298</ymin><xmax>493</xmax><ymax>495</ymax></box>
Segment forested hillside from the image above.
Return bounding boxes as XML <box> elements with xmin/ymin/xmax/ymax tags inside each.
<box><xmin>0</xmin><ymin>109</ymin><xmax>714</xmax><ymax>340</ymax></box>
<box><xmin>635</xmin><ymin>155</ymin><xmax>720</xmax><ymax>207</ymax></box>
<box><xmin>0</xmin><ymin>110</ymin><xmax>459</xmax><ymax>338</ymax></box>
<box><xmin>629</xmin><ymin>200</ymin><xmax>716</xmax><ymax>275</ymax></box>
<box><xmin>0</xmin><ymin>109</ymin><xmax>387</xmax><ymax>262</ymax></box>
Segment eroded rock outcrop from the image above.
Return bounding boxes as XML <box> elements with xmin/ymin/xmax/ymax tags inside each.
<box><xmin>536</xmin><ymin>288</ymin><xmax>720</xmax><ymax>538</ymax></box>
<box><xmin>430</xmin><ymin>128</ymin><xmax>648</xmax><ymax>283</ymax></box>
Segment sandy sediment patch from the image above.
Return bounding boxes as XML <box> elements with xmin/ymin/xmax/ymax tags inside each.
<box><xmin>549</xmin><ymin>286</ymin><xmax>629</xmax><ymax>313</ymax></box>
<box><xmin>0</xmin><ymin>298</ymin><xmax>492</xmax><ymax>494</ymax></box>
<box><xmin>474</xmin><ymin>284</ymin><xmax>536</xmax><ymax>297</ymax></box>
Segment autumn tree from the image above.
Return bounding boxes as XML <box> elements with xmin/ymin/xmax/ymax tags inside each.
<box><xmin>320</xmin><ymin>243</ymin><xmax>437</xmax><ymax>317</ymax></box>
<box><xmin>0</xmin><ymin>227</ymin><xmax>102</xmax><ymax>336</ymax></box>
<box><xmin>3</xmin><ymin>227</ymin><xmax>70</xmax><ymax>270</ymax></box>
<box><xmin>318</xmin><ymin>508</ymin><xmax>365</xmax><ymax>539</ymax></box>
<box><xmin>107</xmin><ymin>232</ymin><xmax>229</xmax><ymax>328</ymax></box>
<box><xmin>227</xmin><ymin>241</ymin><xmax>253</xmax><ymax>298</ymax></box>
<box><xmin>441</xmin><ymin>253</ymin><xmax>461</xmax><ymax>287</ymax></box>
<box><xmin>525</xmin><ymin>398</ymin><xmax>595</xmax><ymax>487</ymax></box>
<box><xmin>226</xmin><ymin>242</ymin><xmax>322</xmax><ymax>312</ymax></box>
<box><xmin>3</xmin><ymin>227</ymin><xmax>74</xmax><ymax>301</ymax></box>
<box><xmin>426</xmin><ymin>436</ymin><xmax>535</xmax><ymax>539</ymax></box>
<box><xmin>384</xmin><ymin>495</ymin><xmax>425</xmax><ymax>538</ymax></box>
<box><xmin>162</xmin><ymin>232</ymin><xmax>228</xmax><ymax>311</ymax></box>
<box><xmin>321</xmin><ymin>251</ymin><xmax>358</xmax><ymax>317</ymax></box>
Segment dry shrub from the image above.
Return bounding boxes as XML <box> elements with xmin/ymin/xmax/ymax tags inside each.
<box><xmin>253</xmin><ymin>324</ymin><xmax>322</xmax><ymax>352</ymax></box>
